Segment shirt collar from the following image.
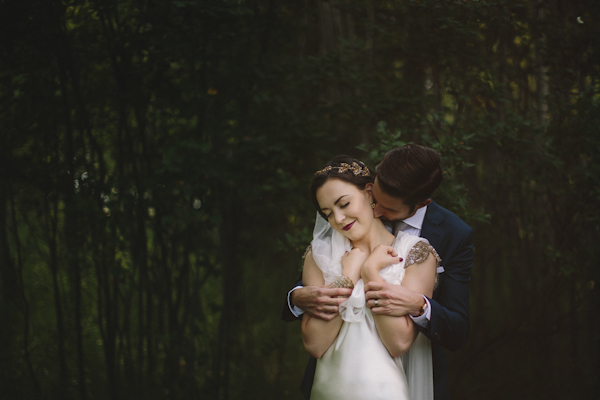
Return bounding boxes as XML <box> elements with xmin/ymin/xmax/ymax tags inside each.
<box><xmin>402</xmin><ymin>205</ymin><xmax>427</xmax><ymax>230</ymax></box>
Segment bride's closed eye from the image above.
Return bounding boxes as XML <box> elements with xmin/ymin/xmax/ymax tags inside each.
<box><xmin>326</xmin><ymin>202</ymin><xmax>350</xmax><ymax>219</ymax></box>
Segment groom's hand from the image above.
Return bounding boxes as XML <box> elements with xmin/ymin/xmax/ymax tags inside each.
<box><xmin>365</xmin><ymin>281</ymin><xmax>424</xmax><ymax>317</ymax></box>
<box><xmin>291</xmin><ymin>285</ymin><xmax>353</xmax><ymax>321</ymax></box>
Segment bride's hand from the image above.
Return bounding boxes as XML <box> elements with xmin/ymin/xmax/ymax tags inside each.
<box><xmin>361</xmin><ymin>245</ymin><xmax>402</xmax><ymax>283</ymax></box>
<box><xmin>341</xmin><ymin>248</ymin><xmax>367</xmax><ymax>282</ymax></box>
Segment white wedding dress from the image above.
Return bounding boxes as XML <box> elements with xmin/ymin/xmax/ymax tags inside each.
<box><xmin>309</xmin><ymin>217</ymin><xmax>435</xmax><ymax>400</ymax></box>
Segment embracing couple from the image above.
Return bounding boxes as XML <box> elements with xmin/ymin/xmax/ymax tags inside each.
<box><xmin>282</xmin><ymin>144</ymin><xmax>473</xmax><ymax>400</ymax></box>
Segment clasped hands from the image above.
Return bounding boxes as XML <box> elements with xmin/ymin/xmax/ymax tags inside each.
<box><xmin>293</xmin><ymin>245</ymin><xmax>418</xmax><ymax>321</ymax></box>
<box><xmin>340</xmin><ymin>244</ymin><xmax>400</xmax><ymax>284</ymax></box>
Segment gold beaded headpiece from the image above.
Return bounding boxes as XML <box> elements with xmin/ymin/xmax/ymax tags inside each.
<box><xmin>314</xmin><ymin>162</ymin><xmax>371</xmax><ymax>177</ymax></box>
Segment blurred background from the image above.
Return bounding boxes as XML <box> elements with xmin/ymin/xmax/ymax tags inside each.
<box><xmin>0</xmin><ymin>0</ymin><xmax>598</xmax><ymax>399</ymax></box>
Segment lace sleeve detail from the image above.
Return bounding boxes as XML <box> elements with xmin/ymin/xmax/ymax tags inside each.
<box><xmin>405</xmin><ymin>241</ymin><xmax>442</xmax><ymax>289</ymax></box>
<box><xmin>405</xmin><ymin>241</ymin><xmax>442</xmax><ymax>268</ymax></box>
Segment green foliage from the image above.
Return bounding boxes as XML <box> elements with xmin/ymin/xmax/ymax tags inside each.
<box><xmin>0</xmin><ymin>0</ymin><xmax>598</xmax><ymax>399</ymax></box>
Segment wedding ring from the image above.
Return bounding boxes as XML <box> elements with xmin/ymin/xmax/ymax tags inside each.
<box><xmin>374</xmin><ymin>299</ymin><xmax>379</xmax><ymax>307</ymax></box>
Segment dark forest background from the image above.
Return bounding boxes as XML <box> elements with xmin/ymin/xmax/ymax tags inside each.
<box><xmin>1</xmin><ymin>0</ymin><xmax>599</xmax><ymax>399</ymax></box>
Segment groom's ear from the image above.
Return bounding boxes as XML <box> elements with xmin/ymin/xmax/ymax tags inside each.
<box><xmin>416</xmin><ymin>198</ymin><xmax>432</xmax><ymax>209</ymax></box>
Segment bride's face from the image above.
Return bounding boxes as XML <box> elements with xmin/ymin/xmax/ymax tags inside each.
<box><xmin>316</xmin><ymin>178</ymin><xmax>374</xmax><ymax>241</ymax></box>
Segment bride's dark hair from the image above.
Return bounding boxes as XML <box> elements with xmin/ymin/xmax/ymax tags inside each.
<box><xmin>311</xmin><ymin>155</ymin><xmax>374</xmax><ymax>220</ymax></box>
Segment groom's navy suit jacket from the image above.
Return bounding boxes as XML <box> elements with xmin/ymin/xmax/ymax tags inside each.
<box><xmin>282</xmin><ymin>200</ymin><xmax>473</xmax><ymax>400</ymax></box>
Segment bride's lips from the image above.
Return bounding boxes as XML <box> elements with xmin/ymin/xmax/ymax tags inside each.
<box><xmin>343</xmin><ymin>221</ymin><xmax>355</xmax><ymax>231</ymax></box>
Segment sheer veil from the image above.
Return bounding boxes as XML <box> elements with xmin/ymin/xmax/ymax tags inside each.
<box><xmin>310</xmin><ymin>213</ymin><xmax>366</xmax><ymax>322</ymax></box>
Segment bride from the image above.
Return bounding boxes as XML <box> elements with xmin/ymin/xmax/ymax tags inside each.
<box><xmin>302</xmin><ymin>156</ymin><xmax>439</xmax><ymax>400</ymax></box>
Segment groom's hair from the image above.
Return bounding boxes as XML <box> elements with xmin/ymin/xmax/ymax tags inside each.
<box><xmin>376</xmin><ymin>144</ymin><xmax>442</xmax><ymax>210</ymax></box>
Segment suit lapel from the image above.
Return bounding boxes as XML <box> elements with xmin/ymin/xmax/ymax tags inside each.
<box><xmin>421</xmin><ymin>200</ymin><xmax>446</xmax><ymax>298</ymax></box>
<box><xmin>421</xmin><ymin>200</ymin><xmax>445</xmax><ymax>252</ymax></box>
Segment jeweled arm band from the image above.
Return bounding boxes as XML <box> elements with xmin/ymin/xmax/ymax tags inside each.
<box><xmin>330</xmin><ymin>274</ymin><xmax>354</xmax><ymax>289</ymax></box>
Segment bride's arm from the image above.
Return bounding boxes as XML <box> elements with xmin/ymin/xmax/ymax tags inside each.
<box><xmin>301</xmin><ymin>248</ymin><xmax>365</xmax><ymax>358</ymax></box>
<box><xmin>362</xmin><ymin>246</ymin><xmax>437</xmax><ymax>357</ymax></box>
<box><xmin>300</xmin><ymin>250</ymin><xmax>344</xmax><ymax>359</ymax></box>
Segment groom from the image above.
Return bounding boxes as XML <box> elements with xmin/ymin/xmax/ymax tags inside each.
<box><xmin>281</xmin><ymin>144</ymin><xmax>473</xmax><ymax>400</ymax></box>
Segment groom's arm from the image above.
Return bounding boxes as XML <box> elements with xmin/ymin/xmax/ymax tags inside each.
<box><xmin>424</xmin><ymin>226</ymin><xmax>473</xmax><ymax>351</ymax></box>
<box><xmin>281</xmin><ymin>274</ymin><xmax>304</xmax><ymax>322</ymax></box>
<box><xmin>365</xmin><ymin>226</ymin><xmax>473</xmax><ymax>351</ymax></box>
<box><xmin>281</xmin><ymin>276</ymin><xmax>352</xmax><ymax>322</ymax></box>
